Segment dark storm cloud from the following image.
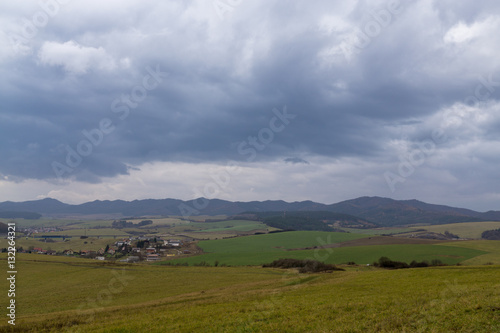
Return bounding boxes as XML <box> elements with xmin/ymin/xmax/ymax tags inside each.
<box><xmin>1</xmin><ymin>0</ymin><xmax>500</xmax><ymax>189</ymax></box>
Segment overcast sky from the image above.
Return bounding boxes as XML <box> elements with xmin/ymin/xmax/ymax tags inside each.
<box><xmin>1</xmin><ymin>0</ymin><xmax>500</xmax><ymax>211</ymax></box>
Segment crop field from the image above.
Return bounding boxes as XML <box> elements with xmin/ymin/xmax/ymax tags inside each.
<box><xmin>1</xmin><ymin>254</ymin><xmax>498</xmax><ymax>332</ymax></box>
<box><xmin>38</xmin><ymin>228</ymin><xmax>130</xmax><ymax>237</ymax></box>
<box><xmin>339</xmin><ymin>227</ymin><xmax>415</xmax><ymax>235</ymax></box>
<box><xmin>411</xmin><ymin>221</ymin><xmax>500</xmax><ymax>239</ymax></box>
<box><xmin>160</xmin><ymin>232</ymin><xmax>487</xmax><ymax>266</ymax></box>
<box><xmin>7</xmin><ymin>237</ymin><xmax>114</xmax><ymax>252</ymax></box>
<box><xmin>437</xmin><ymin>240</ymin><xmax>500</xmax><ymax>265</ymax></box>
<box><xmin>191</xmin><ymin>219</ymin><xmax>268</xmax><ymax>232</ymax></box>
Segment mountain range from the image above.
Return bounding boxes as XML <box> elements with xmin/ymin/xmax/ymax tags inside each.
<box><xmin>1</xmin><ymin>196</ymin><xmax>499</xmax><ymax>227</ymax></box>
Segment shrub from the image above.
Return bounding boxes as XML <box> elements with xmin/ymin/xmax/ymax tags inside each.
<box><xmin>263</xmin><ymin>258</ymin><xmax>344</xmax><ymax>273</ymax></box>
<box><xmin>375</xmin><ymin>257</ymin><xmax>447</xmax><ymax>269</ymax></box>
<box><xmin>374</xmin><ymin>257</ymin><xmax>409</xmax><ymax>269</ymax></box>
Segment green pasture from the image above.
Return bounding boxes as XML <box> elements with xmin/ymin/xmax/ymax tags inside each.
<box><xmin>163</xmin><ymin>243</ymin><xmax>486</xmax><ymax>267</ymax></box>
<box><xmin>340</xmin><ymin>227</ymin><xmax>415</xmax><ymax>235</ymax></box>
<box><xmin>438</xmin><ymin>240</ymin><xmax>500</xmax><ymax>265</ymax></box>
<box><xmin>198</xmin><ymin>231</ymin><xmax>369</xmax><ymax>253</ymax></box>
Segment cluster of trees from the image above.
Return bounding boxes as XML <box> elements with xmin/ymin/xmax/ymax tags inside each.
<box><xmin>481</xmin><ymin>228</ymin><xmax>500</xmax><ymax>240</ymax></box>
<box><xmin>263</xmin><ymin>258</ymin><xmax>344</xmax><ymax>273</ymax></box>
<box><xmin>373</xmin><ymin>256</ymin><xmax>445</xmax><ymax>269</ymax></box>
<box><xmin>111</xmin><ymin>220</ymin><xmax>153</xmax><ymax>228</ymax></box>
<box><xmin>0</xmin><ymin>211</ymin><xmax>41</xmax><ymax>219</ymax></box>
<box><xmin>250</xmin><ymin>211</ymin><xmax>376</xmax><ymax>231</ymax></box>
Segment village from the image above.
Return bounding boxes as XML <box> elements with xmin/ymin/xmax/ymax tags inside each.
<box><xmin>10</xmin><ymin>236</ymin><xmax>201</xmax><ymax>263</ymax></box>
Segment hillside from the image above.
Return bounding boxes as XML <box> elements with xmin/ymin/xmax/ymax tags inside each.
<box><xmin>326</xmin><ymin>196</ymin><xmax>492</xmax><ymax>226</ymax></box>
<box><xmin>238</xmin><ymin>211</ymin><xmax>377</xmax><ymax>231</ymax></box>
<box><xmin>3</xmin><ymin>254</ymin><xmax>499</xmax><ymax>332</ymax></box>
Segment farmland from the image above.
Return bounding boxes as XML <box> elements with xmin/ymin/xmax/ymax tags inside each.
<box><xmin>410</xmin><ymin>221</ymin><xmax>500</xmax><ymax>239</ymax></box>
<box><xmin>161</xmin><ymin>231</ymin><xmax>490</xmax><ymax>266</ymax></box>
<box><xmin>0</xmin><ymin>254</ymin><xmax>498</xmax><ymax>332</ymax></box>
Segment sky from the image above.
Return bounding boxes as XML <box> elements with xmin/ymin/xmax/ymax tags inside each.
<box><xmin>1</xmin><ymin>0</ymin><xmax>500</xmax><ymax>212</ymax></box>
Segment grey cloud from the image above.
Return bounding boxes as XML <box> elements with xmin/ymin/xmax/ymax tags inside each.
<box><xmin>284</xmin><ymin>157</ymin><xmax>309</xmax><ymax>164</ymax></box>
<box><xmin>1</xmin><ymin>0</ymin><xmax>500</xmax><ymax>203</ymax></box>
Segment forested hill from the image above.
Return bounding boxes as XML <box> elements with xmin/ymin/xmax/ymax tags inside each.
<box><xmin>1</xmin><ymin>196</ymin><xmax>499</xmax><ymax>227</ymax></box>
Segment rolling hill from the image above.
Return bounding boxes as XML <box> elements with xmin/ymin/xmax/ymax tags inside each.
<box><xmin>1</xmin><ymin>196</ymin><xmax>499</xmax><ymax>227</ymax></box>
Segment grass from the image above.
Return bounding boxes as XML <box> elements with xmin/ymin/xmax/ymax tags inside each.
<box><xmin>37</xmin><ymin>228</ymin><xmax>130</xmax><ymax>237</ymax></box>
<box><xmin>159</xmin><ymin>231</ymin><xmax>486</xmax><ymax>266</ymax></box>
<box><xmin>411</xmin><ymin>221</ymin><xmax>500</xmax><ymax>239</ymax></box>
<box><xmin>191</xmin><ymin>220</ymin><xmax>268</xmax><ymax>232</ymax></box>
<box><xmin>340</xmin><ymin>227</ymin><xmax>415</xmax><ymax>235</ymax></box>
<box><xmin>5</xmin><ymin>237</ymin><xmax>116</xmax><ymax>252</ymax></box>
<box><xmin>197</xmin><ymin>231</ymin><xmax>370</xmax><ymax>253</ymax></box>
<box><xmin>438</xmin><ymin>240</ymin><xmax>500</xmax><ymax>265</ymax></box>
<box><xmin>1</xmin><ymin>254</ymin><xmax>499</xmax><ymax>332</ymax></box>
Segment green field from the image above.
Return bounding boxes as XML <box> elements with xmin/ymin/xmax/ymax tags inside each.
<box><xmin>1</xmin><ymin>254</ymin><xmax>498</xmax><ymax>332</ymax></box>
<box><xmin>161</xmin><ymin>231</ymin><xmax>487</xmax><ymax>266</ymax></box>
<box><xmin>438</xmin><ymin>240</ymin><xmax>500</xmax><ymax>265</ymax></box>
<box><xmin>340</xmin><ymin>227</ymin><xmax>415</xmax><ymax>235</ymax></box>
<box><xmin>191</xmin><ymin>219</ymin><xmax>268</xmax><ymax>232</ymax></box>
<box><xmin>411</xmin><ymin>221</ymin><xmax>500</xmax><ymax>239</ymax></box>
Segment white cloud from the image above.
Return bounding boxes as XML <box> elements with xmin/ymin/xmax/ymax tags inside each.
<box><xmin>444</xmin><ymin>17</ymin><xmax>500</xmax><ymax>44</ymax></box>
<box><xmin>38</xmin><ymin>40</ymin><xmax>121</xmax><ymax>74</ymax></box>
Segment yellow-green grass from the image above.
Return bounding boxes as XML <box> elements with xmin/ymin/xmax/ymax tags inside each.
<box><xmin>438</xmin><ymin>240</ymin><xmax>500</xmax><ymax>265</ymax></box>
<box><xmin>37</xmin><ymin>228</ymin><xmax>130</xmax><ymax>237</ymax></box>
<box><xmin>1</xmin><ymin>254</ymin><xmax>498</xmax><ymax>332</ymax></box>
<box><xmin>191</xmin><ymin>220</ymin><xmax>268</xmax><ymax>232</ymax></box>
<box><xmin>61</xmin><ymin>220</ymin><xmax>115</xmax><ymax>229</ymax></box>
<box><xmin>2</xmin><ymin>236</ymin><xmax>115</xmax><ymax>252</ymax></box>
<box><xmin>132</xmin><ymin>217</ymin><xmax>186</xmax><ymax>226</ymax></box>
<box><xmin>411</xmin><ymin>221</ymin><xmax>500</xmax><ymax>239</ymax></box>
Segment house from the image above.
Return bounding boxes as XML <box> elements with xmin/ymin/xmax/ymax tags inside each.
<box><xmin>146</xmin><ymin>254</ymin><xmax>160</xmax><ymax>261</ymax></box>
<box><xmin>167</xmin><ymin>239</ymin><xmax>182</xmax><ymax>247</ymax></box>
<box><xmin>80</xmin><ymin>250</ymin><xmax>90</xmax><ymax>256</ymax></box>
<box><xmin>46</xmin><ymin>250</ymin><xmax>56</xmax><ymax>255</ymax></box>
<box><xmin>97</xmin><ymin>248</ymin><xmax>105</xmax><ymax>255</ymax></box>
<box><xmin>131</xmin><ymin>248</ymin><xmax>141</xmax><ymax>253</ymax></box>
<box><xmin>126</xmin><ymin>256</ymin><xmax>140</xmax><ymax>263</ymax></box>
<box><xmin>33</xmin><ymin>247</ymin><xmax>43</xmax><ymax>253</ymax></box>
<box><xmin>107</xmin><ymin>248</ymin><xmax>116</xmax><ymax>255</ymax></box>
<box><xmin>146</xmin><ymin>247</ymin><xmax>156</xmax><ymax>254</ymax></box>
<box><xmin>63</xmin><ymin>249</ymin><xmax>74</xmax><ymax>255</ymax></box>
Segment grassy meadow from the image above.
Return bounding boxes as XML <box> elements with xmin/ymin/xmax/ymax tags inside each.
<box><xmin>411</xmin><ymin>221</ymin><xmax>500</xmax><ymax>239</ymax></box>
<box><xmin>0</xmin><ymin>254</ymin><xmax>499</xmax><ymax>332</ymax></box>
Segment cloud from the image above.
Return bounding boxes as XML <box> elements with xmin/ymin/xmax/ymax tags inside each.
<box><xmin>284</xmin><ymin>157</ymin><xmax>310</xmax><ymax>164</ymax></box>
<box><xmin>38</xmin><ymin>40</ymin><xmax>125</xmax><ymax>74</ymax></box>
<box><xmin>1</xmin><ymin>0</ymin><xmax>500</xmax><ymax>210</ymax></box>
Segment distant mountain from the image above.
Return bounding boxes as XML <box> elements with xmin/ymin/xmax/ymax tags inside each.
<box><xmin>326</xmin><ymin>197</ymin><xmax>493</xmax><ymax>226</ymax></box>
<box><xmin>0</xmin><ymin>196</ymin><xmax>499</xmax><ymax>227</ymax></box>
